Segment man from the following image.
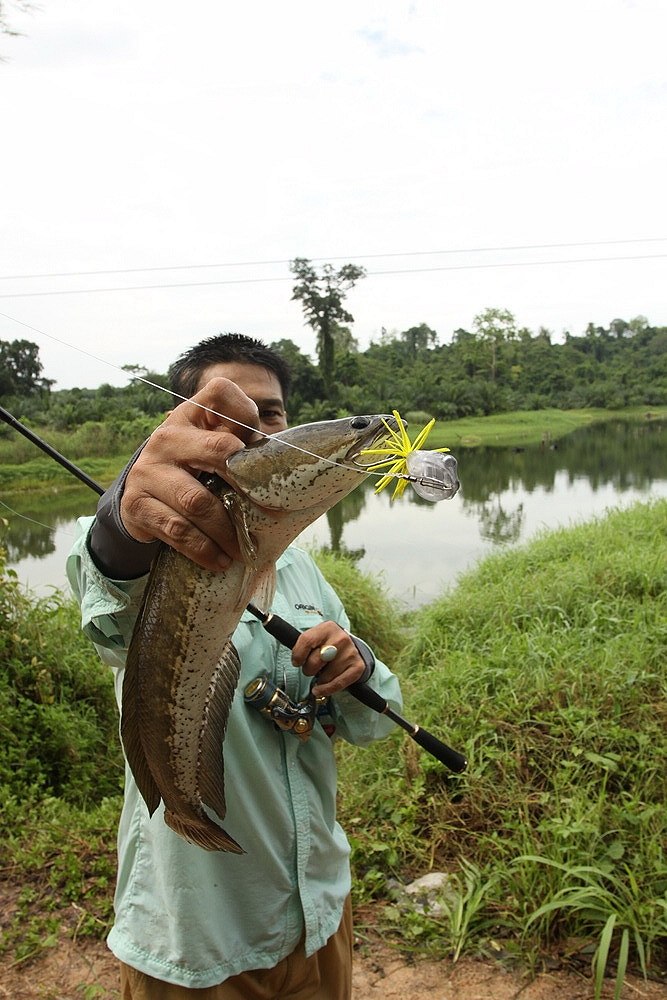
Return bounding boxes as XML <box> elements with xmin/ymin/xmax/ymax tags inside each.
<box><xmin>66</xmin><ymin>333</ymin><xmax>402</xmax><ymax>1000</ymax></box>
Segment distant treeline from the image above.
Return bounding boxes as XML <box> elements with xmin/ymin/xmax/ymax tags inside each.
<box><xmin>1</xmin><ymin>309</ymin><xmax>666</xmax><ymax>430</ymax></box>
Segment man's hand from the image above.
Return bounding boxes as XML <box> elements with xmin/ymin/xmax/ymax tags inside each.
<box><xmin>291</xmin><ymin>623</ymin><xmax>367</xmax><ymax>697</ymax></box>
<box><xmin>120</xmin><ymin>377</ymin><xmax>261</xmax><ymax>570</ymax></box>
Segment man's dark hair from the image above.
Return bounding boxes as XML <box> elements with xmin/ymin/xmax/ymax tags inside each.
<box><xmin>168</xmin><ymin>333</ymin><xmax>292</xmax><ymax>407</ymax></box>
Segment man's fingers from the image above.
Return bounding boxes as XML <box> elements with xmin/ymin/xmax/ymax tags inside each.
<box><xmin>121</xmin><ymin>494</ymin><xmax>238</xmax><ymax>570</ymax></box>
<box><xmin>171</xmin><ymin>377</ymin><xmax>261</xmax><ymax>442</ymax></box>
<box><xmin>121</xmin><ymin>463</ymin><xmax>244</xmax><ymax>564</ymax></box>
<box><xmin>118</xmin><ymin>376</ymin><xmax>263</xmax><ymax>569</ymax></box>
<box><xmin>291</xmin><ymin>624</ymin><xmax>366</xmax><ymax>696</ymax></box>
<box><xmin>145</xmin><ymin>422</ymin><xmax>247</xmax><ymax>476</ymax></box>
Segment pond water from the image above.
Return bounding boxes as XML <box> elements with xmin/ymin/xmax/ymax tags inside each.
<box><xmin>4</xmin><ymin>420</ymin><xmax>667</xmax><ymax>609</ymax></box>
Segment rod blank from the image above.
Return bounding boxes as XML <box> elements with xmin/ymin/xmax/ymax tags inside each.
<box><xmin>0</xmin><ymin>405</ymin><xmax>105</xmax><ymax>497</ymax></box>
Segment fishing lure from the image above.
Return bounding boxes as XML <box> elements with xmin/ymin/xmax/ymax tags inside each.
<box><xmin>361</xmin><ymin>409</ymin><xmax>458</xmax><ymax>502</ymax></box>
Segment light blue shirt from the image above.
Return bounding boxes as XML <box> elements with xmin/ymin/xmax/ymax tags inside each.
<box><xmin>66</xmin><ymin>517</ymin><xmax>402</xmax><ymax>989</ymax></box>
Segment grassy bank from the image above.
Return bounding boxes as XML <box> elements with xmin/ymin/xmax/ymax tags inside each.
<box><xmin>0</xmin><ymin>414</ymin><xmax>156</xmax><ymax>494</ymax></box>
<box><xmin>0</xmin><ymin>455</ymin><xmax>126</xmax><ymax>494</ymax></box>
<box><xmin>429</xmin><ymin>405</ymin><xmax>667</xmax><ymax>449</ymax></box>
<box><xmin>1</xmin><ymin>500</ymin><xmax>666</xmax><ymax>993</ymax></box>
<box><xmin>339</xmin><ymin>498</ymin><xmax>667</xmax><ymax>991</ymax></box>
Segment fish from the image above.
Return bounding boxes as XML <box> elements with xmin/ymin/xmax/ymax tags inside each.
<box><xmin>120</xmin><ymin>413</ymin><xmax>400</xmax><ymax>852</ymax></box>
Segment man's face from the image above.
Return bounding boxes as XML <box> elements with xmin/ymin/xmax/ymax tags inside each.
<box><xmin>197</xmin><ymin>362</ymin><xmax>288</xmax><ymax>435</ymax></box>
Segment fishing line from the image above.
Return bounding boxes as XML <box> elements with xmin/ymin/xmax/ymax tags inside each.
<box><xmin>0</xmin><ymin>497</ymin><xmax>77</xmax><ymax>536</ymax></box>
<box><xmin>0</xmin><ymin>310</ymin><xmax>433</xmax><ymax>490</ymax></box>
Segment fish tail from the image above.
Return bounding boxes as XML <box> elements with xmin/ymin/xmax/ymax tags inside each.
<box><xmin>164</xmin><ymin>810</ymin><xmax>245</xmax><ymax>854</ymax></box>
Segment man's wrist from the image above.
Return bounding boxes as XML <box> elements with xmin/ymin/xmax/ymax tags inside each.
<box><xmin>88</xmin><ymin>441</ymin><xmax>159</xmax><ymax>579</ymax></box>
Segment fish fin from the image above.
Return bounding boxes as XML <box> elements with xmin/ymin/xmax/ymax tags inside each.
<box><xmin>164</xmin><ymin>810</ymin><xmax>245</xmax><ymax>854</ymax></box>
<box><xmin>197</xmin><ymin>642</ymin><xmax>241</xmax><ymax>825</ymax></box>
<box><xmin>221</xmin><ymin>491</ymin><xmax>257</xmax><ymax>564</ymax></box>
<box><xmin>121</xmin><ymin>639</ymin><xmax>161</xmax><ymax>816</ymax></box>
<box><xmin>249</xmin><ymin>564</ymin><xmax>277</xmax><ymax>612</ymax></box>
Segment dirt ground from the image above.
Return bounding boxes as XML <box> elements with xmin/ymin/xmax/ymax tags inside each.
<box><xmin>1</xmin><ymin>932</ymin><xmax>666</xmax><ymax>1000</ymax></box>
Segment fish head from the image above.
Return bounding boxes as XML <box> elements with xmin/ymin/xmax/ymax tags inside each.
<box><xmin>224</xmin><ymin>413</ymin><xmax>402</xmax><ymax>513</ymax></box>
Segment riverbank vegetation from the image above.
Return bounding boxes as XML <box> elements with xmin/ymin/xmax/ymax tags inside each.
<box><xmin>1</xmin><ymin>407</ymin><xmax>666</xmax><ymax>500</ymax></box>
<box><xmin>1</xmin><ymin>499</ymin><xmax>665</xmax><ymax>994</ymax></box>
<box><xmin>342</xmin><ymin>498</ymin><xmax>667</xmax><ymax>994</ymax></box>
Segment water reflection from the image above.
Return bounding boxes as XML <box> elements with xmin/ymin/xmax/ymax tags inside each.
<box><xmin>2</xmin><ymin>491</ymin><xmax>98</xmax><ymax>562</ymax></box>
<box><xmin>324</xmin><ymin>488</ymin><xmax>367</xmax><ymax>563</ymax></box>
<box><xmin>456</xmin><ymin>420</ymin><xmax>667</xmax><ymax>559</ymax></box>
<box><xmin>4</xmin><ymin>420</ymin><xmax>667</xmax><ymax>607</ymax></box>
<box><xmin>307</xmin><ymin>419</ymin><xmax>667</xmax><ymax>605</ymax></box>
<box><xmin>459</xmin><ymin>420</ymin><xmax>667</xmax><ymax>501</ymax></box>
<box><xmin>477</xmin><ymin>498</ymin><xmax>525</xmax><ymax>545</ymax></box>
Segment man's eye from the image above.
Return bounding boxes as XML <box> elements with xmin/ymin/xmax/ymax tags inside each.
<box><xmin>260</xmin><ymin>410</ymin><xmax>284</xmax><ymax>423</ymax></box>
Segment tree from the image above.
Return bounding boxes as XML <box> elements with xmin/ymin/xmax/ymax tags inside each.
<box><xmin>121</xmin><ymin>364</ymin><xmax>171</xmax><ymax>415</ymax></box>
<box><xmin>0</xmin><ymin>338</ymin><xmax>54</xmax><ymax>398</ymax></box>
<box><xmin>400</xmin><ymin>323</ymin><xmax>438</xmax><ymax>360</ymax></box>
<box><xmin>610</xmin><ymin>318</ymin><xmax>630</xmax><ymax>339</ymax></box>
<box><xmin>269</xmin><ymin>338</ymin><xmax>322</xmax><ymax>422</ymax></box>
<box><xmin>451</xmin><ymin>326</ymin><xmax>485</xmax><ymax>379</ymax></box>
<box><xmin>290</xmin><ymin>257</ymin><xmax>366</xmax><ymax>396</ymax></box>
<box><xmin>473</xmin><ymin>307</ymin><xmax>517</xmax><ymax>382</ymax></box>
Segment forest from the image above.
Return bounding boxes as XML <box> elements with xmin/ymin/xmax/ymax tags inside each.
<box><xmin>1</xmin><ymin>308</ymin><xmax>666</xmax><ymax>433</ymax></box>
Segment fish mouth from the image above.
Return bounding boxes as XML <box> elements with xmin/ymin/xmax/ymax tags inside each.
<box><xmin>345</xmin><ymin>413</ymin><xmax>402</xmax><ymax>468</ymax></box>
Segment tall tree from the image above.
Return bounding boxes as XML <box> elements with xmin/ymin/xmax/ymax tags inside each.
<box><xmin>290</xmin><ymin>257</ymin><xmax>366</xmax><ymax>396</ymax></box>
<box><xmin>400</xmin><ymin>323</ymin><xmax>438</xmax><ymax>360</ymax></box>
<box><xmin>473</xmin><ymin>307</ymin><xmax>517</xmax><ymax>382</ymax></box>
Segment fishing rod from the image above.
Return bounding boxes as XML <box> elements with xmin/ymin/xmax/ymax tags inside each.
<box><xmin>1</xmin><ymin>405</ymin><xmax>468</xmax><ymax>773</ymax></box>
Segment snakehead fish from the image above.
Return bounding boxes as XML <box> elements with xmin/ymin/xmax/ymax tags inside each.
<box><xmin>121</xmin><ymin>413</ymin><xmax>400</xmax><ymax>853</ymax></box>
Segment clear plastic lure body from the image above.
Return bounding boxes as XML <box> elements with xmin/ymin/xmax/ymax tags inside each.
<box><xmin>405</xmin><ymin>450</ymin><xmax>459</xmax><ymax>501</ymax></box>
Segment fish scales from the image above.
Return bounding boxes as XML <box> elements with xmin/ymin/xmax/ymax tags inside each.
<box><xmin>122</xmin><ymin>414</ymin><xmax>400</xmax><ymax>852</ymax></box>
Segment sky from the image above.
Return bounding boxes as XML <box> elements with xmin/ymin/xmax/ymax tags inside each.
<box><xmin>1</xmin><ymin>0</ymin><xmax>666</xmax><ymax>391</ymax></box>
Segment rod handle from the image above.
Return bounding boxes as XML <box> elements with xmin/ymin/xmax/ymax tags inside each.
<box><xmin>349</xmin><ymin>681</ymin><xmax>467</xmax><ymax>773</ymax></box>
<box><xmin>250</xmin><ymin>606</ymin><xmax>301</xmax><ymax>647</ymax></box>
<box><xmin>409</xmin><ymin>725</ymin><xmax>468</xmax><ymax>773</ymax></box>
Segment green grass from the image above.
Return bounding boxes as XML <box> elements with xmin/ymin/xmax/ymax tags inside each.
<box><xmin>311</xmin><ymin>548</ymin><xmax>408</xmax><ymax>665</ymax></box>
<box><xmin>0</xmin><ymin>455</ymin><xmax>124</xmax><ymax>494</ymax></box>
<box><xmin>1</xmin><ymin>501</ymin><xmax>666</xmax><ymax>993</ymax></box>
<box><xmin>0</xmin><ymin>413</ymin><xmax>156</xmax><ymax>494</ymax></box>
<box><xmin>336</xmin><ymin>499</ymin><xmax>667</xmax><ymax>991</ymax></box>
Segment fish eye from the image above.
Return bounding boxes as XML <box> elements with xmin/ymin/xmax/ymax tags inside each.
<box><xmin>350</xmin><ymin>416</ymin><xmax>370</xmax><ymax>429</ymax></box>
